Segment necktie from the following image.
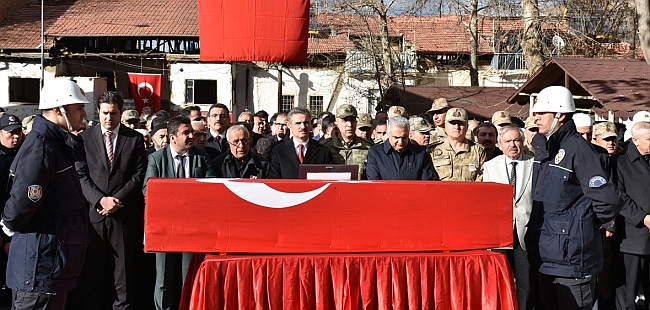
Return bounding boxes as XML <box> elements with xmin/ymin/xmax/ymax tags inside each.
<box><xmin>510</xmin><ymin>161</ymin><xmax>517</xmax><ymax>197</ymax></box>
<box><xmin>177</xmin><ymin>155</ymin><xmax>186</xmax><ymax>178</ymax></box>
<box><xmin>104</xmin><ymin>131</ymin><xmax>114</xmax><ymax>170</ymax></box>
<box><xmin>298</xmin><ymin>144</ymin><xmax>304</xmax><ymax>164</ymax></box>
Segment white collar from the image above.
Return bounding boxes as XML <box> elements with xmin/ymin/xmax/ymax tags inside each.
<box><xmin>100</xmin><ymin>123</ymin><xmax>120</xmax><ymax>135</ymax></box>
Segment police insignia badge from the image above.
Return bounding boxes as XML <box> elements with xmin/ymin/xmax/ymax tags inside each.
<box><xmin>589</xmin><ymin>176</ymin><xmax>607</xmax><ymax>188</ymax></box>
<box><xmin>555</xmin><ymin>149</ymin><xmax>565</xmax><ymax>164</ymax></box>
<box><xmin>501</xmin><ymin>112</ymin><xmax>506</xmax><ymax>118</ymax></box>
<box><xmin>27</xmin><ymin>185</ymin><xmax>42</xmax><ymax>202</ymax></box>
<box><xmin>434</xmin><ymin>149</ymin><xmax>443</xmax><ymax>156</ymax></box>
<box><xmin>453</xmin><ymin>110</ymin><xmax>461</xmax><ymax>117</ymax></box>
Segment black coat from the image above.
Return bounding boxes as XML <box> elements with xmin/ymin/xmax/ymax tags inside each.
<box><xmin>212</xmin><ymin>151</ymin><xmax>269</xmax><ymax>179</ymax></box>
<box><xmin>269</xmin><ymin>138</ymin><xmax>332</xmax><ymax>179</ymax></box>
<box><xmin>2</xmin><ymin>116</ymin><xmax>88</xmax><ymax>293</ymax></box>
<box><xmin>612</xmin><ymin>142</ymin><xmax>650</xmax><ymax>255</ymax></box>
<box><xmin>365</xmin><ymin>141</ymin><xmax>435</xmax><ymax>180</ymax></box>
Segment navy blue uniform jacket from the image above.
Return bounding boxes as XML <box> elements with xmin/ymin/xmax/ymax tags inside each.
<box><xmin>2</xmin><ymin>116</ymin><xmax>88</xmax><ymax>293</ymax></box>
<box><xmin>366</xmin><ymin>141</ymin><xmax>436</xmax><ymax>180</ymax></box>
<box><xmin>527</xmin><ymin>119</ymin><xmax>622</xmax><ymax>278</ymax></box>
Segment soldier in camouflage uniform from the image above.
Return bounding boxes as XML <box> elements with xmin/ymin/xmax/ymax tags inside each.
<box><xmin>320</xmin><ymin>104</ymin><xmax>373</xmax><ymax>179</ymax></box>
<box><xmin>523</xmin><ymin>116</ymin><xmax>536</xmax><ymax>156</ymax></box>
<box><xmin>356</xmin><ymin>113</ymin><xmax>374</xmax><ymax>141</ymax></box>
<box><xmin>429</xmin><ymin>107</ymin><xmax>485</xmax><ymax>181</ymax></box>
<box><xmin>426</xmin><ymin>98</ymin><xmax>449</xmax><ymax>141</ymax></box>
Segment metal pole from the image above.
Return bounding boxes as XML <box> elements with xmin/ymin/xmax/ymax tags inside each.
<box><xmin>40</xmin><ymin>0</ymin><xmax>44</xmax><ymax>89</ymax></box>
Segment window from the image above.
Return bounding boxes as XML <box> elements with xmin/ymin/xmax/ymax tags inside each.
<box><xmin>309</xmin><ymin>96</ymin><xmax>324</xmax><ymax>115</ymax></box>
<box><xmin>186</xmin><ymin>79</ymin><xmax>217</xmax><ymax>105</ymax></box>
<box><xmin>280</xmin><ymin>95</ymin><xmax>294</xmax><ymax>112</ymax></box>
<box><xmin>9</xmin><ymin>78</ymin><xmax>40</xmax><ymax>103</ymax></box>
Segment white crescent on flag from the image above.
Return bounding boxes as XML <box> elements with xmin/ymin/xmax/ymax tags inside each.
<box><xmin>197</xmin><ymin>179</ymin><xmax>330</xmax><ymax>208</ymax></box>
<box><xmin>137</xmin><ymin>82</ymin><xmax>154</xmax><ymax>98</ymax></box>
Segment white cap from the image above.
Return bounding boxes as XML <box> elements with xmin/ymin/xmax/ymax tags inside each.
<box><xmin>39</xmin><ymin>79</ymin><xmax>90</xmax><ymax>110</ymax></box>
<box><xmin>531</xmin><ymin>86</ymin><xmax>576</xmax><ymax>114</ymax></box>
<box><xmin>572</xmin><ymin>113</ymin><xmax>593</xmax><ymax>127</ymax></box>
<box><xmin>135</xmin><ymin>128</ymin><xmax>150</xmax><ymax>137</ymax></box>
<box><xmin>632</xmin><ymin>111</ymin><xmax>650</xmax><ymax>123</ymax></box>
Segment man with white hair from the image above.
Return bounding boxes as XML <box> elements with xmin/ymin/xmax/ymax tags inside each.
<box><xmin>623</xmin><ymin>110</ymin><xmax>650</xmax><ymax>141</ymax></box>
<box><xmin>366</xmin><ymin>116</ymin><xmax>437</xmax><ymax>180</ymax></box>
<box><xmin>212</xmin><ymin>125</ymin><xmax>269</xmax><ymax>179</ymax></box>
<box><xmin>573</xmin><ymin>113</ymin><xmax>593</xmax><ymax>141</ymax></box>
<box><xmin>613</xmin><ymin>121</ymin><xmax>650</xmax><ymax>310</ymax></box>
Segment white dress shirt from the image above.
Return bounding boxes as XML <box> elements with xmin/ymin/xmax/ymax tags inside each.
<box><xmin>504</xmin><ymin>154</ymin><xmax>524</xmax><ymax>197</ymax></box>
<box><xmin>169</xmin><ymin>147</ymin><xmax>190</xmax><ymax>178</ymax></box>
<box><xmin>100</xmin><ymin>123</ymin><xmax>120</xmax><ymax>154</ymax></box>
<box><xmin>292</xmin><ymin>139</ymin><xmax>308</xmax><ymax>158</ymax></box>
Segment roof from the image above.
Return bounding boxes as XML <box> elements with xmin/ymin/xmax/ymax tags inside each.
<box><xmin>308</xmin><ymin>35</ymin><xmax>354</xmax><ymax>54</ymax></box>
<box><xmin>508</xmin><ymin>58</ymin><xmax>650</xmax><ymax>119</ymax></box>
<box><xmin>0</xmin><ymin>3</ymin><xmax>65</xmax><ymax>50</ymax></box>
<box><xmin>46</xmin><ymin>0</ymin><xmax>198</xmax><ymax>37</ymax></box>
<box><xmin>386</xmin><ymin>86</ymin><xmax>527</xmax><ymax>120</ymax></box>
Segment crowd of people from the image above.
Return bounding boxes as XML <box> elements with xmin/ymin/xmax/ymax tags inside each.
<box><xmin>0</xmin><ymin>80</ymin><xmax>647</xmax><ymax>310</ymax></box>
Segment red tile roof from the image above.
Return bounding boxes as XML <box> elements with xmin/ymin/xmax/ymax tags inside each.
<box><xmin>508</xmin><ymin>58</ymin><xmax>650</xmax><ymax>119</ymax></box>
<box><xmin>46</xmin><ymin>0</ymin><xmax>198</xmax><ymax>37</ymax></box>
<box><xmin>308</xmin><ymin>35</ymin><xmax>354</xmax><ymax>54</ymax></box>
<box><xmin>0</xmin><ymin>3</ymin><xmax>65</xmax><ymax>50</ymax></box>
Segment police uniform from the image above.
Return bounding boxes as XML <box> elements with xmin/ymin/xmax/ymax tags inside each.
<box><xmin>2</xmin><ymin>116</ymin><xmax>88</xmax><ymax>304</ymax></box>
<box><xmin>429</xmin><ymin>139</ymin><xmax>485</xmax><ymax>181</ymax></box>
<box><xmin>527</xmin><ymin>87</ymin><xmax>622</xmax><ymax>310</ymax></box>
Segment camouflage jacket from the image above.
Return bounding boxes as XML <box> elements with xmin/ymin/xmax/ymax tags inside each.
<box><xmin>429</xmin><ymin>138</ymin><xmax>486</xmax><ymax>181</ymax></box>
<box><xmin>320</xmin><ymin>133</ymin><xmax>373</xmax><ymax>179</ymax></box>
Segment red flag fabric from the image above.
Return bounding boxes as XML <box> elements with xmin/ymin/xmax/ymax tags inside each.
<box><xmin>127</xmin><ymin>73</ymin><xmax>161</xmax><ymax>112</ymax></box>
<box><xmin>199</xmin><ymin>0</ymin><xmax>309</xmax><ymax>63</ymax></box>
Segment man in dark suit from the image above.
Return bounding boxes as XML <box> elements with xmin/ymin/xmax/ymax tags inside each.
<box><xmin>76</xmin><ymin>91</ymin><xmax>148</xmax><ymax>310</ymax></box>
<box><xmin>204</xmin><ymin>103</ymin><xmax>230</xmax><ymax>159</ymax></box>
<box><xmin>143</xmin><ymin>115</ymin><xmax>215</xmax><ymax>310</ymax></box>
<box><xmin>212</xmin><ymin>125</ymin><xmax>269</xmax><ymax>179</ymax></box>
<box><xmin>269</xmin><ymin>107</ymin><xmax>332</xmax><ymax>179</ymax></box>
<box><xmin>366</xmin><ymin>116</ymin><xmax>436</xmax><ymax>180</ymax></box>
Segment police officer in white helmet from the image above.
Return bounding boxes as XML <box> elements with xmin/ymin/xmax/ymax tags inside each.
<box><xmin>527</xmin><ymin>86</ymin><xmax>623</xmax><ymax>310</ymax></box>
<box><xmin>1</xmin><ymin>79</ymin><xmax>89</xmax><ymax>310</ymax></box>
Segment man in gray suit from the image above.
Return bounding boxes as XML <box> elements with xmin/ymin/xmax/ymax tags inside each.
<box><xmin>143</xmin><ymin>115</ymin><xmax>215</xmax><ymax>310</ymax></box>
<box><xmin>483</xmin><ymin>125</ymin><xmax>534</xmax><ymax>310</ymax></box>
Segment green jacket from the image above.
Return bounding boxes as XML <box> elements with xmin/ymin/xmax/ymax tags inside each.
<box><xmin>320</xmin><ymin>133</ymin><xmax>373</xmax><ymax>179</ymax></box>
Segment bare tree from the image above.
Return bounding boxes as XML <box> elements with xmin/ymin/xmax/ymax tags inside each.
<box><xmin>521</xmin><ymin>0</ymin><xmax>545</xmax><ymax>75</ymax></box>
<box><xmin>637</xmin><ymin>0</ymin><xmax>650</xmax><ymax>64</ymax></box>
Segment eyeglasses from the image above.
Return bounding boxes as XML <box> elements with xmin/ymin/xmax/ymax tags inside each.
<box><xmin>228</xmin><ymin>139</ymin><xmax>250</xmax><ymax>147</ymax></box>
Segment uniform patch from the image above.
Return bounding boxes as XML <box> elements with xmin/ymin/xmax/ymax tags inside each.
<box><xmin>589</xmin><ymin>176</ymin><xmax>607</xmax><ymax>188</ymax></box>
<box><xmin>27</xmin><ymin>185</ymin><xmax>42</xmax><ymax>202</ymax></box>
<box><xmin>434</xmin><ymin>149</ymin><xmax>443</xmax><ymax>156</ymax></box>
<box><xmin>468</xmin><ymin>163</ymin><xmax>477</xmax><ymax>172</ymax></box>
<box><xmin>555</xmin><ymin>149</ymin><xmax>565</xmax><ymax>164</ymax></box>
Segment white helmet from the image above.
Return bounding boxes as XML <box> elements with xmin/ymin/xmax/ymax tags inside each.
<box><xmin>39</xmin><ymin>79</ymin><xmax>90</xmax><ymax>110</ymax></box>
<box><xmin>531</xmin><ymin>86</ymin><xmax>576</xmax><ymax>114</ymax></box>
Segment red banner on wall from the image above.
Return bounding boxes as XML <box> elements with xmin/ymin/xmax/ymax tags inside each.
<box><xmin>127</xmin><ymin>73</ymin><xmax>161</xmax><ymax>112</ymax></box>
<box><xmin>144</xmin><ymin>179</ymin><xmax>514</xmax><ymax>253</ymax></box>
<box><xmin>198</xmin><ymin>0</ymin><xmax>310</xmax><ymax>63</ymax></box>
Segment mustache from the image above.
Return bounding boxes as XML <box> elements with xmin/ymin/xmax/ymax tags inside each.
<box><xmin>508</xmin><ymin>146</ymin><xmax>519</xmax><ymax>152</ymax></box>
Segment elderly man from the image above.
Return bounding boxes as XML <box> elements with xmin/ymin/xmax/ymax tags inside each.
<box><xmin>474</xmin><ymin>122</ymin><xmax>502</xmax><ymax>161</ymax></box>
<box><xmin>321</xmin><ymin>105</ymin><xmax>373</xmax><ymax>179</ymax></box>
<box><xmin>191</xmin><ymin>120</ymin><xmax>208</xmax><ymax>149</ymax></box>
<box><xmin>426</xmin><ymin>98</ymin><xmax>450</xmax><ymax>140</ymax></box>
<box><xmin>149</xmin><ymin>122</ymin><xmax>168</xmax><ymax>155</ymax></box>
<box><xmin>212</xmin><ymin>125</ymin><xmax>268</xmax><ymax>179</ymax></box>
<box><xmin>366</xmin><ymin>116</ymin><xmax>437</xmax><ymax>180</ymax></box>
<box><xmin>429</xmin><ymin>108</ymin><xmax>485</xmax><ymax>181</ymax></box>
<box><xmin>573</xmin><ymin>113</ymin><xmax>593</xmax><ymax>141</ymax></box>
<box><xmin>527</xmin><ymin>86</ymin><xmax>622</xmax><ymax>310</ymax></box>
<box><xmin>613</xmin><ymin>121</ymin><xmax>650</xmax><ymax>310</ymax></box>
<box><xmin>269</xmin><ymin>107</ymin><xmax>332</xmax><ymax>179</ymax></box>
<box><xmin>483</xmin><ymin>125</ymin><xmax>534</xmax><ymax>310</ymax></box>
<box><xmin>238</xmin><ymin>111</ymin><xmax>255</xmax><ymax>127</ymax></box>
<box><xmin>408</xmin><ymin>117</ymin><xmax>433</xmax><ymax>147</ymax></box>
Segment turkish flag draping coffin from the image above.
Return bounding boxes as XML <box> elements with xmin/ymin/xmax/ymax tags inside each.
<box><xmin>199</xmin><ymin>0</ymin><xmax>309</xmax><ymax>63</ymax></box>
<box><xmin>127</xmin><ymin>73</ymin><xmax>161</xmax><ymax>113</ymax></box>
<box><xmin>144</xmin><ymin>179</ymin><xmax>513</xmax><ymax>253</ymax></box>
